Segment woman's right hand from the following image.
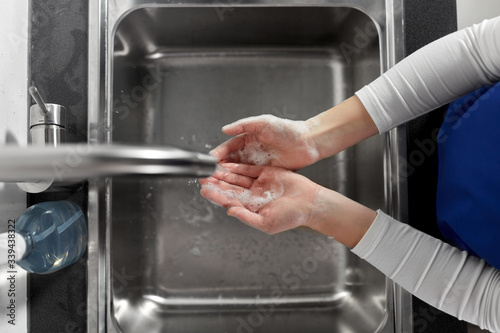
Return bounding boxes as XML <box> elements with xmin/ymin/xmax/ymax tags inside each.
<box><xmin>211</xmin><ymin>96</ymin><xmax>379</xmax><ymax>170</ymax></box>
<box><xmin>210</xmin><ymin>114</ymin><xmax>321</xmax><ymax>170</ymax></box>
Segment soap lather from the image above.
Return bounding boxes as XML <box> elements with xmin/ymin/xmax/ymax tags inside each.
<box><xmin>0</xmin><ymin>201</ymin><xmax>87</xmax><ymax>274</ymax></box>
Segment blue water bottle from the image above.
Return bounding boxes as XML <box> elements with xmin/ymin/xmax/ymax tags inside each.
<box><xmin>8</xmin><ymin>201</ymin><xmax>87</xmax><ymax>274</ymax></box>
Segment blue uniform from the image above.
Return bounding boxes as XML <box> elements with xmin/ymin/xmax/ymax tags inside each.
<box><xmin>437</xmin><ymin>82</ymin><xmax>500</xmax><ymax>269</ymax></box>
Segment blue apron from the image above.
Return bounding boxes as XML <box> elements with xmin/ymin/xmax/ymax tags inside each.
<box><xmin>437</xmin><ymin>81</ymin><xmax>500</xmax><ymax>269</ymax></box>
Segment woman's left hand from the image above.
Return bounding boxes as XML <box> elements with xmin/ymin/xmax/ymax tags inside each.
<box><xmin>200</xmin><ymin>163</ymin><xmax>376</xmax><ymax>247</ymax></box>
<box><xmin>200</xmin><ymin>163</ymin><xmax>320</xmax><ymax>234</ymax></box>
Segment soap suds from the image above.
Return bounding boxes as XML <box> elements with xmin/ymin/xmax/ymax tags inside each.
<box><xmin>202</xmin><ymin>182</ymin><xmax>284</xmax><ymax>213</ymax></box>
<box><xmin>224</xmin><ymin>114</ymin><xmax>320</xmax><ymax>166</ymax></box>
<box><xmin>235</xmin><ymin>141</ymin><xmax>278</xmax><ymax>166</ymax></box>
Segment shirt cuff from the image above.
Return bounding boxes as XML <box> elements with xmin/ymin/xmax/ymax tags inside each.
<box><xmin>355</xmin><ymin>87</ymin><xmax>391</xmax><ymax>134</ymax></box>
<box><xmin>351</xmin><ymin>209</ymin><xmax>391</xmax><ymax>258</ymax></box>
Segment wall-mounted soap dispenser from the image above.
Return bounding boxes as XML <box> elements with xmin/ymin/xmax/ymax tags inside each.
<box><xmin>0</xmin><ymin>201</ymin><xmax>87</xmax><ymax>274</ymax></box>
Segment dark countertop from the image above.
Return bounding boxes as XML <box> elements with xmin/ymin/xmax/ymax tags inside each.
<box><xmin>404</xmin><ymin>0</ymin><xmax>467</xmax><ymax>332</ymax></box>
<box><xmin>28</xmin><ymin>0</ymin><xmax>465</xmax><ymax>332</ymax></box>
<box><xmin>29</xmin><ymin>1</ymin><xmax>88</xmax><ymax>332</ymax></box>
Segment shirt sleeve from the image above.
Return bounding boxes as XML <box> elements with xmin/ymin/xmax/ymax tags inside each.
<box><xmin>352</xmin><ymin>210</ymin><xmax>500</xmax><ymax>332</ymax></box>
<box><xmin>355</xmin><ymin>16</ymin><xmax>500</xmax><ymax>133</ymax></box>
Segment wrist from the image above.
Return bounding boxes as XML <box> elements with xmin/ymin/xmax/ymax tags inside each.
<box><xmin>305</xmin><ymin>187</ymin><xmax>377</xmax><ymax>249</ymax></box>
<box><xmin>304</xmin><ymin>116</ymin><xmax>335</xmax><ymax>161</ymax></box>
<box><xmin>305</xmin><ymin>96</ymin><xmax>379</xmax><ymax>159</ymax></box>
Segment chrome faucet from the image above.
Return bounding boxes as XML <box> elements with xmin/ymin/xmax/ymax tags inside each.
<box><xmin>0</xmin><ymin>87</ymin><xmax>216</xmax><ymax>192</ymax></box>
<box><xmin>0</xmin><ymin>144</ymin><xmax>217</xmax><ymax>183</ymax></box>
<box><xmin>28</xmin><ymin>86</ymin><xmax>66</xmax><ymax>146</ymax></box>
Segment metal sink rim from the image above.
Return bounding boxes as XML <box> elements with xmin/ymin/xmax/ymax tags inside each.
<box><xmin>86</xmin><ymin>1</ymin><xmax>410</xmax><ymax>332</ymax></box>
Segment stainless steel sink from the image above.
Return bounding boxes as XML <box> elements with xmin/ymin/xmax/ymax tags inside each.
<box><xmin>87</xmin><ymin>1</ymin><xmax>410</xmax><ymax>332</ymax></box>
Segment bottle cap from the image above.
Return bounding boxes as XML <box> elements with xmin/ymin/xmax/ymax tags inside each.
<box><xmin>0</xmin><ymin>232</ymin><xmax>27</xmax><ymax>266</ymax></box>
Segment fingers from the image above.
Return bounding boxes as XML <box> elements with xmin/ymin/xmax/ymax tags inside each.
<box><xmin>221</xmin><ymin>163</ymin><xmax>265</xmax><ymax>178</ymax></box>
<box><xmin>228</xmin><ymin>206</ymin><xmax>285</xmax><ymax>235</ymax></box>
<box><xmin>200</xmin><ymin>178</ymin><xmax>245</xmax><ymax>209</ymax></box>
<box><xmin>222</xmin><ymin>115</ymin><xmax>274</xmax><ymax>136</ymax></box>
<box><xmin>227</xmin><ymin>206</ymin><xmax>265</xmax><ymax>229</ymax></box>
<box><xmin>205</xmin><ymin>163</ymin><xmax>265</xmax><ymax>188</ymax></box>
<box><xmin>201</xmin><ymin>173</ymin><xmax>284</xmax><ymax>234</ymax></box>
<box><xmin>201</xmin><ymin>165</ymin><xmax>280</xmax><ymax>213</ymax></box>
<box><xmin>211</xmin><ymin>166</ymin><xmax>255</xmax><ymax>188</ymax></box>
<box><xmin>210</xmin><ymin>135</ymin><xmax>245</xmax><ymax>162</ymax></box>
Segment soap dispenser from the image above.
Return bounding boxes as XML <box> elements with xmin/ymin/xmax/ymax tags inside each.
<box><xmin>0</xmin><ymin>201</ymin><xmax>87</xmax><ymax>274</ymax></box>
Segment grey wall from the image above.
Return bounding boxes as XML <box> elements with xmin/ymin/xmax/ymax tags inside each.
<box><xmin>0</xmin><ymin>1</ymin><xmax>29</xmax><ymax>332</ymax></box>
<box><xmin>457</xmin><ymin>0</ymin><xmax>500</xmax><ymax>29</ymax></box>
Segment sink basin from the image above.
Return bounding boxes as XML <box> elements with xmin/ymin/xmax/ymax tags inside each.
<box><xmin>87</xmin><ymin>1</ymin><xmax>410</xmax><ymax>333</ymax></box>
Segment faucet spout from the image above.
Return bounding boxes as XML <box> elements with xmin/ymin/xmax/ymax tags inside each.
<box><xmin>0</xmin><ymin>144</ymin><xmax>217</xmax><ymax>183</ymax></box>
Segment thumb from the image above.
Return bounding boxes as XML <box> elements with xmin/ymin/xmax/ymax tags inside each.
<box><xmin>228</xmin><ymin>206</ymin><xmax>266</xmax><ymax>230</ymax></box>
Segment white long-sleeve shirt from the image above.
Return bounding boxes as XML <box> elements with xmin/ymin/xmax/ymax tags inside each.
<box><xmin>354</xmin><ymin>16</ymin><xmax>500</xmax><ymax>332</ymax></box>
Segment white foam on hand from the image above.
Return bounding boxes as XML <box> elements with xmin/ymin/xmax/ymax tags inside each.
<box><xmin>224</xmin><ymin>114</ymin><xmax>320</xmax><ymax>167</ymax></box>
<box><xmin>236</xmin><ymin>141</ymin><xmax>278</xmax><ymax>166</ymax></box>
<box><xmin>201</xmin><ymin>181</ymin><xmax>284</xmax><ymax>213</ymax></box>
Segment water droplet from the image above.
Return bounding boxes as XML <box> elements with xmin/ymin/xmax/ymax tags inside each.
<box><xmin>190</xmin><ymin>247</ymin><xmax>201</xmax><ymax>256</ymax></box>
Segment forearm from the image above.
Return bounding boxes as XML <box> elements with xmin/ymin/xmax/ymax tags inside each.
<box><xmin>306</xmin><ymin>17</ymin><xmax>500</xmax><ymax>160</ymax></box>
<box><xmin>305</xmin><ymin>189</ymin><xmax>499</xmax><ymax>332</ymax></box>
<box><xmin>353</xmin><ymin>211</ymin><xmax>500</xmax><ymax>332</ymax></box>
<box><xmin>305</xmin><ymin>186</ymin><xmax>377</xmax><ymax>249</ymax></box>
<box><xmin>311</xmin><ymin>197</ymin><xmax>500</xmax><ymax>331</ymax></box>
<box><xmin>357</xmin><ymin>16</ymin><xmax>500</xmax><ymax>133</ymax></box>
<box><xmin>305</xmin><ymin>96</ymin><xmax>379</xmax><ymax>159</ymax></box>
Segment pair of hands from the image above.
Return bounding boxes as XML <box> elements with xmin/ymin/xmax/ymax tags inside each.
<box><xmin>199</xmin><ymin>113</ymin><xmax>377</xmax><ymax>247</ymax></box>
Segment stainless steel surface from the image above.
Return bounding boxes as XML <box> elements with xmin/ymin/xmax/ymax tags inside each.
<box><xmin>29</xmin><ymin>103</ymin><xmax>66</xmax><ymax>128</ymax></box>
<box><xmin>29</xmin><ymin>86</ymin><xmax>49</xmax><ymax>115</ymax></box>
<box><xmin>87</xmin><ymin>1</ymin><xmax>410</xmax><ymax>333</ymax></box>
<box><xmin>29</xmin><ymin>103</ymin><xmax>67</xmax><ymax>146</ymax></box>
<box><xmin>0</xmin><ymin>145</ymin><xmax>216</xmax><ymax>182</ymax></box>
<box><xmin>24</xmin><ymin>87</ymin><xmax>67</xmax><ymax>191</ymax></box>
<box><xmin>28</xmin><ymin>87</ymin><xmax>67</xmax><ymax>146</ymax></box>
<box><xmin>29</xmin><ymin>123</ymin><xmax>66</xmax><ymax>146</ymax></box>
